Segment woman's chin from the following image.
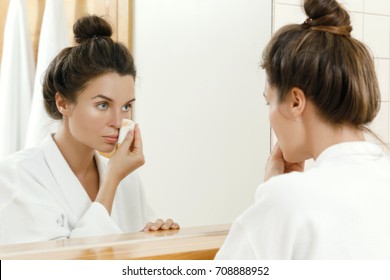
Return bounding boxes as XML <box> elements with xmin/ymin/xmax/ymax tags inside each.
<box><xmin>98</xmin><ymin>144</ymin><xmax>117</xmax><ymax>154</ymax></box>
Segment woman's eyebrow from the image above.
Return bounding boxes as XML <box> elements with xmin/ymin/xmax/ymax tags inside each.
<box><xmin>92</xmin><ymin>94</ymin><xmax>113</xmax><ymax>101</ymax></box>
<box><xmin>91</xmin><ymin>96</ymin><xmax>136</xmax><ymax>104</ymax></box>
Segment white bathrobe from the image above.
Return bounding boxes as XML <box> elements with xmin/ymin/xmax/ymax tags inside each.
<box><xmin>216</xmin><ymin>142</ymin><xmax>390</xmax><ymax>259</ymax></box>
<box><xmin>0</xmin><ymin>135</ymin><xmax>150</xmax><ymax>245</ymax></box>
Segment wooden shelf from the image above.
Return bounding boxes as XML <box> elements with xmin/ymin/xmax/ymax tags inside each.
<box><xmin>0</xmin><ymin>224</ymin><xmax>230</xmax><ymax>260</ymax></box>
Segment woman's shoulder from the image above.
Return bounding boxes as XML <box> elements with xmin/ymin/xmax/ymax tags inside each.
<box><xmin>254</xmin><ymin>169</ymin><xmax>323</xmax><ymax>211</ymax></box>
<box><xmin>0</xmin><ymin>148</ymin><xmax>45</xmax><ymax>205</ymax></box>
<box><xmin>234</xmin><ymin>172</ymin><xmax>312</xmax><ymax>237</ymax></box>
<box><xmin>0</xmin><ymin>147</ymin><xmax>46</xmax><ymax>191</ymax></box>
<box><xmin>0</xmin><ymin>147</ymin><xmax>44</xmax><ymax>169</ymax></box>
<box><xmin>257</xmin><ymin>170</ymin><xmax>313</xmax><ymax>193</ymax></box>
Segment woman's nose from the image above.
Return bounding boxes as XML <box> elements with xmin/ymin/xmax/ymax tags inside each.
<box><xmin>109</xmin><ymin>109</ymin><xmax>122</xmax><ymax>129</ymax></box>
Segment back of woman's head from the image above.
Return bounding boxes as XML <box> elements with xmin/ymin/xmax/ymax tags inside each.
<box><xmin>43</xmin><ymin>15</ymin><xmax>136</xmax><ymax>119</ymax></box>
<box><xmin>262</xmin><ymin>0</ymin><xmax>380</xmax><ymax>127</ymax></box>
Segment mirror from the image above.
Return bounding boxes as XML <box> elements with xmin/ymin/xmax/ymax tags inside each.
<box><xmin>0</xmin><ymin>0</ymin><xmax>272</xmax><ymax>238</ymax></box>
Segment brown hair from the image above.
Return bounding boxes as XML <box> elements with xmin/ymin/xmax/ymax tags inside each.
<box><xmin>43</xmin><ymin>15</ymin><xmax>136</xmax><ymax>120</ymax></box>
<box><xmin>261</xmin><ymin>0</ymin><xmax>380</xmax><ymax>128</ymax></box>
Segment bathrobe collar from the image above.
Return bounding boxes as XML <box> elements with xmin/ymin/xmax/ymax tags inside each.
<box><xmin>40</xmin><ymin>134</ymin><xmax>106</xmax><ymax>220</ymax></box>
<box><xmin>314</xmin><ymin>141</ymin><xmax>385</xmax><ymax>167</ymax></box>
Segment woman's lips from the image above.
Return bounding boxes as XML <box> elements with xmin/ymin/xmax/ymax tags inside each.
<box><xmin>103</xmin><ymin>135</ymin><xmax>118</xmax><ymax>144</ymax></box>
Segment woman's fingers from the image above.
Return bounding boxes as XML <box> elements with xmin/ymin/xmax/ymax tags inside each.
<box><xmin>150</xmin><ymin>219</ymin><xmax>165</xmax><ymax>231</ymax></box>
<box><xmin>142</xmin><ymin>219</ymin><xmax>180</xmax><ymax>232</ymax></box>
<box><xmin>142</xmin><ymin>222</ymin><xmax>153</xmax><ymax>232</ymax></box>
<box><xmin>132</xmin><ymin>124</ymin><xmax>143</xmax><ymax>152</ymax></box>
<box><xmin>161</xmin><ymin>218</ymin><xmax>173</xmax><ymax>230</ymax></box>
<box><xmin>171</xmin><ymin>222</ymin><xmax>180</xmax><ymax>229</ymax></box>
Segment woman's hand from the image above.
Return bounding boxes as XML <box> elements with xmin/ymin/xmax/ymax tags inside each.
<box><xmin>264</xmin><ymin>143</ymin><xmax>304</xmax><ymax>182</ymax></box>
<box><xmin>107</xmin><ymin>124</ymin><xmax>145</xmax><ymax>183</ymax></box>
<box><xmin>95</xmin><ymin>124</ymin><xmax>145</xmax><ymax>214</ymax></box>
<box><xmin>142</xmin><ymin>219</ymin><xmax>180</xmax><ymax>232</ymax></box>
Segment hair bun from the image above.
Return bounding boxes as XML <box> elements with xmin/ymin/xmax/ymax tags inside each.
<box><xmin>73</xmin><ymin>15</ymin><xmax>113</xmax><ymax>44</ymax></box>
<box><xmin>304</xmin><ymin>0</ymin><xmax>352</xmax><ymax>35</ymax></box>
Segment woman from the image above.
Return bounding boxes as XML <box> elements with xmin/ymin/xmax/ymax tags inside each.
<box><xmin>216</xmin><ymin>0</ymin><xmax>390</xmax><ymax>259</ymax></box>
<box><xmin>0</xmin><ymin>15</ymin><xmax>178</xmax><ymax>245</ymax></box>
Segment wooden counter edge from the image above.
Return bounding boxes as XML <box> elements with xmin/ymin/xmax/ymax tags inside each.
<box><xmin>0</xmin><ymin>224</ymin><xmax>231</xmax><ymax>260</ymax></box>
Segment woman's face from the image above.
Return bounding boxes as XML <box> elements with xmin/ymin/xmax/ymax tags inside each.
<box><xmin>66</xmin><ymin>72</ymin><xmax>135</xmax><ymax>153</ymax></box>
<box><xmin>264</xmin><ymin>80</ymin><xmax>308</xmax><ymax>163</ymax></box>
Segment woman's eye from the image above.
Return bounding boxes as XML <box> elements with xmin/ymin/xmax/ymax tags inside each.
<box><xmin>122</xmin><ymin>104</ymin><xmax>132</xmax><ymax>112</ymax></box>
<box><xmin>97</xmin><ymin>103</ymin><xmax>108</xmax><ymax>110</ymax></box>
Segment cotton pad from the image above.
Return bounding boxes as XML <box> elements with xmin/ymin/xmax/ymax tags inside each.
<box><xmin>118</xmin><ymin>119</ymin><xmax>135</xmax><ymax>144</ymax></box>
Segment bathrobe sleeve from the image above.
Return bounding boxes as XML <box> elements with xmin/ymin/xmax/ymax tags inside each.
<box><xmin>0</xmin><ymin>198</ymin><xmax>121</xmax><ymax>244</ymax></box>
<box><xmin>69</xmin><ymin>202</ymin><xmax>122</xmax><ymax>238</ymax></box>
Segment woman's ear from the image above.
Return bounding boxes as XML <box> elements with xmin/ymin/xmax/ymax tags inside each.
<box><xmin>55</xmin><ymin>92</ymin><xmax>72</xmax><ymax>117</ymax></box>
<box><xmin>282</xmin><ymin>87</ymin><xmax>306</xmax><ymax>119</ymax></box>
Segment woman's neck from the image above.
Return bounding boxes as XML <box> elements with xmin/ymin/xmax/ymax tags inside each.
<box><xmin>53</xmin><ymin>123</ymin><xmax>96</xmax><ymax>178</ymax></box>
<box><xmin>307</xmin><ymin>121</ymin><xmax>365</xmax><ymax>160</ymax></box>
<box><xmin>302</xmin><ymin>102</ymin><xmax>365</xmax><ymax>160</ymax></box>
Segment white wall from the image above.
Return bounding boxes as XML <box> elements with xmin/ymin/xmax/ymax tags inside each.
<box><xmin>133</xmin><ymin>0</ymin><xmax>272</xmax><ymax>227</ymax></box>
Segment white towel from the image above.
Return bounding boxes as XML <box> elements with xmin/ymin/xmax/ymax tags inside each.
<box><xmin>25</xmin><ymin>0</ymin><xmax>69</xmax><ymax>148</ymax></box>
<box><xmin>0</xmin><ymin>0</ymin><xmax>35</xmax><ymax>156</ymax></box>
